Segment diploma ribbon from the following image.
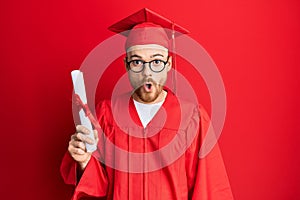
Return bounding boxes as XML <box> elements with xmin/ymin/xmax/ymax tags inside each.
<box><xmin>73</xmin><ymin>93</ymin><xmax>101</xmax><ymax>130</ymax></box>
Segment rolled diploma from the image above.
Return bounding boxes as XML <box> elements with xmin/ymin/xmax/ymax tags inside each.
<box><xmin>71</xmin><ymin>70</ymin><xmax>97</xmax><ymax>152</ymax></box>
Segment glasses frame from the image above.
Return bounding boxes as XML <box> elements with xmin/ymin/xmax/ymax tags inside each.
<box><xmin>126</xmin><ymin>56</ymin><xmax>170</xmax><ymax>73</ymax></box>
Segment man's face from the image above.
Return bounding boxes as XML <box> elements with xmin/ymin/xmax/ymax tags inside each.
<box><xmin>125</xmin><ymin>48</ymin><xmax>172</xmax><ymax>104</ymax></box>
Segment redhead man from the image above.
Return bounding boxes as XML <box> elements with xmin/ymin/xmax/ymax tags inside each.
<box><xmin>61</xmin><ymin>8</ymin><xmax>233</xmax><ymax>200</ymax></box>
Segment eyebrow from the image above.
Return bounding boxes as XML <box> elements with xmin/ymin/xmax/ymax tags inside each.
<box><xmin>129</xmin><ymin>55</ymin><xmax>142</xmax><ymax>59</ymax></box>
<box><xmin>129</xmin><ymin>54</ymin><xmax>165</xmax><ymax>59</ymax></box>
<box><xmin>150</xmin><ymin>54</ymin><xmax>164</xmax><ymax>58</ymax></box>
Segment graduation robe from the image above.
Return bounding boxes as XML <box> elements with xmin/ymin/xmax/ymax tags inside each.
<box><xmin>60</xmin><ymin>90</ymin><xmax>234</xmax><ymax>200</ymax></box>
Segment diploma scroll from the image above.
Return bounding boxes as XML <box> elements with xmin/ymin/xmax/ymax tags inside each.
<box><xmin>71</xmin><ymin>70</ymin><xmax>97</xmax><ymax>152</ymax></box>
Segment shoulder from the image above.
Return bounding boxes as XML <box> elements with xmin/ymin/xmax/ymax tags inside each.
<box><xmin>166</xmin><ymin>90</ymin><xmax>209</xmax><ymax>118</ymax></box>
<box><xmin>95</xmin><ymin>92</ymin><xmax>133</xmax><ymax>119</ymax></box>
<box><xmin>164</xmin><ymin>90</ymin><xmax>210</xmax><ymax>129</ymax></box>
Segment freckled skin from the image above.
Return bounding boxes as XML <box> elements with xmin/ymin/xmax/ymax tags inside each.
<box><xmin>125</xmin><ymin>48</ymin><xmax>172</xmax><ymax>104</ymax></box>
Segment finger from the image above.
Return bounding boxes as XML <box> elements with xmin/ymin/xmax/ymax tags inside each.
<box><xmin>84</xmin><ymin>136</ymin><xmax>95</xmax><ymax>145</ymax></box>
<box><xmin>71</xmin><ymin>133</ymin><xmax>83</xmax><ymax>142</ymax></box>
<box><xmin>69</xmin><ymin>139</ymin><xmax>84</xmax><ymax>152</ymax></box>
<box><xmin>76</xmin><ymin>132</ymin><xmax>94</xmax><ymax>145</ymax></box>
<box><xmin>74</xmin><ymin>147</ymin><xmax>85</xmax><ymax>155</ymax></box>
<box><xmin>68</xmin><ymin>145</ymin><xmax>85</xmax><ymax>155</ymax></box>
<box><xmin>76</xmin><ymin>125</ymin><xmax>90</xmax><ymax>135</ymax></box>
<box><xmin>71</xmin><ymin>134</ymin><xmax>80</xmax><ymax>141</ymax></box>
<box><xmin>93</xmin><ymin>130</ymin><xmax>99</xmax><ymax>143</ymax></box>
<box><xmin>71</xmin><ymin>140</ymin><xmax>86</xmax><ymax>151</ymax></box>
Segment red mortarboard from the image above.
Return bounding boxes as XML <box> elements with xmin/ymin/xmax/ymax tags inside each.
<box><xmin>108</xmin><ymin>8</ymin><xmax>189</xmax><ymax>51</ymax></box>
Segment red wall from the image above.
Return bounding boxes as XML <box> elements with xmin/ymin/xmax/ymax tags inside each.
<box><xmin>1</xmin><ymin>0</ymin><xmax>300</xmax><ymax>199</ymax></box>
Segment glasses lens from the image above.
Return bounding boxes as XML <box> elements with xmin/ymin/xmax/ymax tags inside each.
<box><xmin>150</xmin><ymin>60</ymin><xmax>165</xmax><ymax>72</ymax></box>
<box><xmin>129</xmin><ymin>60</ymin><xmax>144</xmax><ymax>72</ymax></box>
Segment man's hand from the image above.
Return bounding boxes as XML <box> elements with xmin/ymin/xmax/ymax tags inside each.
<box><xmin>68</xmin><ymin>125</ymin><xmax>99</xmax><ymax>170</ymax></box>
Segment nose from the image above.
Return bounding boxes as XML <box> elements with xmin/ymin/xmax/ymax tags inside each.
<box><xmin>142</xmin><ymin>63</ymin><xmax>152</xmax><ymax>76</ymax></box>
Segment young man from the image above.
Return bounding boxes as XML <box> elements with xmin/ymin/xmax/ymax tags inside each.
<box><xmin>61</xmin><ymin>8</ymin><xmax>233</xmax><ymax>200</ymax></box>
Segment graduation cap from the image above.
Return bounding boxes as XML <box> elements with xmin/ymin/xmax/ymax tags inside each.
<box><xmin>108</xmin><ymin>8</ymin><xmax>190</xmax><ymax>52</ymax></box>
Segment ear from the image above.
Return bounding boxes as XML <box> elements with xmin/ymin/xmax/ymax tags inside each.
<box><xmin>124</xmin><ymin>57</ymin><xmax>129</xmax><ymax>71</ymax></box>
<box><xmin>166</xmin><ymin>56</ymin><xmax>172</xmax><ymax>72</ymax></box>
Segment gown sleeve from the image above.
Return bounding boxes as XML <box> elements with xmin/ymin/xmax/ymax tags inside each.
<box><xmin>186</xmin><ymin>106</ymin><xmax>234</xmax><ymax>200</ymax></box>
<box><xmin>60</xmin><ymin>152</ymin><xmax>108</xmax><ymax>200</ymax></box>
<box><xmin>60</xmin><ymin>100</ymin><xmax>110</xmax><ymax>200</ymax></box>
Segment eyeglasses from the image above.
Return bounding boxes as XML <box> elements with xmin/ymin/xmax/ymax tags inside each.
<box><xmin>126</xmin><ymin>56</ymin><xmax>169</xmax><ymax>73</ymax></box>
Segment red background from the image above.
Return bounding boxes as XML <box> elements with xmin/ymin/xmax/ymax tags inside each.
<box><xmin>1</xmin><ymin>0</ymin><xmax>300</xmax><ymax>199</ymax></box>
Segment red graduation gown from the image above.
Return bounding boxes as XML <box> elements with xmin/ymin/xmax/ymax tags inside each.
<box><xmin>60</xmin><ymin>91</ymin><xmax>233</xmax><ymax>200</ymax></box>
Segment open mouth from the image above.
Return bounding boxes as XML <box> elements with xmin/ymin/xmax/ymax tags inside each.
<box><xmin>143</xmin><ymin>82</ymin><xmax>153</xmax><ymax>92</ymax></box>
<box><xmin>146</xmin><ymin>83</ymin><xmax>152</xmax><ymax>89</ymax></box>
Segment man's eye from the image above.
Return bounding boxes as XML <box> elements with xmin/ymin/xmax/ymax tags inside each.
<box><xmin>132</xmin><ymin>60</ymin><xmax>143</xmax><ymax>66</ymax></box>
<box><xmin>152</xmin><ymin>60</ymin><xmax>162</xmax><ymax>65</ymax></box>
